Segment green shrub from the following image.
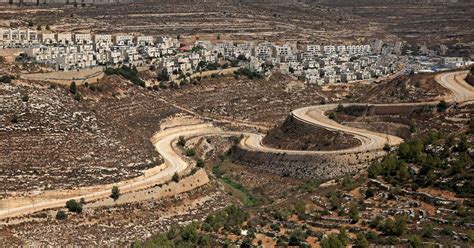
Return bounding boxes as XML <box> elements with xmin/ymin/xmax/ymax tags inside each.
<box><xmin>437</xmin><ymin>100</ymin><xmax>448</xmax><ymax>112</ymax></box>
<box><xmin>65</xmin><ymin>199</ymin><xmax>82</xmax><ymax>213</ymax></box>
<box><xmin>55</xmin><ymin>210</ymin><xmax>67</xmax><ymax>220</ymax></box>
<box><xmin>104</xmin><ymin>66</ymin><xmax>145</xmax><ymax>87</ymax></box>
<box><xmin>69</xmin><ymin>82</ymin><xmax>77</xmax><ymax>94</ymax></box>
<box><xmin>177</xmin><ymin>135</ymin><xmax>186</xmax><ymax>146</ymax></box>
<box><xmin>21</xmin><ymin>94</ymin><xmax>29</xmax><ymax>102</ymax></box>
<box><xmin>196</xmin><ymin>158</ymin><xmax>205</xmax><ymax>168</ymax></box>
<box><xmin>185</xmin><ymin>148</ymin><xmax>195</xmax><ymax>157</ymax></box>
<box><xmin>74</xmin><ymin>92</ymin><xmax>82</xmax><ymax>101</ymax></box>
<box><xmin>0</xmin><ymin>75</ymin><xmax>11</xmax><ymax>83</ymax></box>
<box><xmin>172</xmin><ymin>172</ymin><xmax>180</xmax><ymax>183</ymax></box>
<box><xmin>110</xmin><ymin>186</ymin><xmax>120</xmax><ymax>201</ymax></box>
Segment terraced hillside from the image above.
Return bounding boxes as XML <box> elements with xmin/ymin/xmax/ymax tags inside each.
<box><xmin>0</xmin><ymin>79</ymin><xmax>178</xmax><ymax>197</ymax></box>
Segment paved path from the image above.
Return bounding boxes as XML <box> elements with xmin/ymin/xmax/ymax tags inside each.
<box><xmin>239</xmin><ymin>70</ymin><xmax>472</xmax><ymax>155</ymax></box>
<box><xmin>0</xmin><ymin>70</ymin><xmax>471</xmax><ymax>220</ymax></box>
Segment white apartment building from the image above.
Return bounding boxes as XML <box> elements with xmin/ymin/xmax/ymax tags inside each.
<box><xmin>114</xmin><ymin>34</ymin><xmax>134</xmax><ymax>46</ymax></box>
<box><xmin>273</xmin><ymin>44</ymin><xmax>292</xmax><ymax>57</ymax></box>
<box><xmin>74</xmin><ymin>33</ymin><xmax>92</xmax><ymax>45</ymax></box>
<box><xmin>0</xmin><ymin>28</ymin><xmax>38</xmax><ymax>45</ymax></box>
<box><xmin>106</xmin><ymin>50</ymin><xmax>123</xmax><ymax>64</ymax></box>
<box><xmin>306</xmin><ymin>45</ymin><xmax>321</xmax><ymax>53</ymax></box>
<box><xmin>93</xmin><ymin>34</ymin><xmax>113</xmax><ymax>49</ymax></box>
<box><xmin>136</xmin><ymin>35</ymin><xmax>154</xmax><ymax>46</ymax></box>
<box><xmin>323</xmin><ymin>45</ymin><xmax>336</xmax><ymax>54</ymax></box>
<box><xmin>39</xmin><ymin>33</ymin><xmax>56</xmax><ymax>45</ymax></box>
<box><xmin>56</xmin><ymin>52</ymin><xmax>96</xmax><ymax>71</ymax></box>
<box><xmin>56</xmin><ymin>33</ymin><xmax>72</xmax><ymax>45</ymax></box>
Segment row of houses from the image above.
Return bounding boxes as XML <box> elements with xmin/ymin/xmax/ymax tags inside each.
<box><xmin>1</xmin><ymin>28</ymin><xmax>397</xmax><ymax>84</ymax></box>
<box><xmin>0</xmin><ymin>28</ymin><xmax>168</xmax><ymax>47</ymax></box>
<box><xmin>193</xmin><ymin>40</ymin><xmax>395</xmax><ymax>84</ymax></box>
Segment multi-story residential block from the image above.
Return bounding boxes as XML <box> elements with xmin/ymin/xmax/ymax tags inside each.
<box><xmin>323</xmin><ymin>45</ymin><xmax>336</xmax><ymax>54</ymax></box>
<box><xmin>114</xmin><ymin>34</ymin><xmax>134</xmax><ymax>46</ymax></box>
<box><xmin>56</xmin><ymin>33</ymin><xmax>72</xmax><ymax>45</ymax></box>
<box><xmin>74</xmin><ymin>33</ymin><xmax>92</xmax><ymax>45</ymax></box>
<box><xmin>136</xmin><ymin>35</ymin><xmax>154</xmax><ymax>46</ymax></box>
<box><xmin>93</xmin><ymin>34</ymin><xmax>113</xmax><ymax>50</ymax></box>
<box><xmin>39</xmin><ymin>33</ymin><xmax>56</xmax><ymax>45</ymax></box>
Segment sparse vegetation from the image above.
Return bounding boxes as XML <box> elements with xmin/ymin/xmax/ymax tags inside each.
<box><xmin>65</xmin><ymin>199</ymin><xmax>82</xmax><ymax>214</ymax></box>
<box><xmin>110</xmin><ymin>186</ymin><xmax>120</xmax><ymax>201</ymax></box>
<box><xmin>177</xmin><ymin>135</ymin><xmax>186</xmax><ymax>146</ymax></box>
<box><xmin>55</xmin><ymin>210</ymin><xmax>67</xmax><ymax>220</ymax></box>
<box><xmin>105</xmin><ymin>65</ymin><xmax>145</xmax><ymax>87</ymax></box>
<box><xmin>0</xmin><ymin>75</ymin><xmax>12</xmax><ymax>84</ymax></box>
<box><xmin>172</xmin><ymin>172</ymin><xmax>180</xmax><ymax>183</ymax></box>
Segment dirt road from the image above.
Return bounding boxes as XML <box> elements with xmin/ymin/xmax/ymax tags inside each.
<box><xmin>1</xmin><ymin>70</ymin><xmax>471</xmax><ymax>220</ymax></box>
<box><xmin>0</xmin><ymin>120</ymin><xmax>221</xmax><ymax>220</ymax></box>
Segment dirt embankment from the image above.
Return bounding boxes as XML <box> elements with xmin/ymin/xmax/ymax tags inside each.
<box><xmin>262</xmin><ymin>115</ymin><xmax>361</xmax><ymax>151</ymax></box>
<box><xmin>231</xmin><ymin>145</ymin><xmax>384</xmax><ymax>180</ymax></box>
<box><xmin>358</xmin><ymin>74</ymin><xmax>449</xmax><ymax>104</ymax></box>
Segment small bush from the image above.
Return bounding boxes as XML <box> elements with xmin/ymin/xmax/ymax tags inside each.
<box><xmin>185</xmin><ymin>148</ymin><xmax>195</xmax><ymax>157</ymax></box>
<box><xmin>0</xmin><ymin>75</ymin><xmax>11</xmax><ymax>83</ymax></box>
<box><xmin>56</xmin><ymin>210</ymin><xmax>67</xmax><ymax>220</ymax></box>
<box><xmin>172</xmin><ymin>172</ymin><xmax>180</xmax><ymax>183</ymax></box>
<box><xmin>110</xmin><ymin>186</ymin><xmax>120</xmax><ymax>201</ymax></box>
<box><xmin>65</xmin><ymin>199</ymin><xmax>82</xmax><ymax>213</ymax></box>
<box><xmin>74</xmin><ymin>92</ymin><xmax>82</xmax><ymax>101</ymax></box>
<box><xmin>21</xmin><ymin>94</ymin><xmax>29</xmax><ymax>102</ymax></box>
<box><xmin>437</xmin><ymin>100</ymin><xmax>448</xmax><ymax>112</ymax></box>
<box><xmin>196</xmin><ymin>158</ymin><xmax>205</xmax><ymax>168</ymax></box>
<box><xmin>177</xmin><ymin>136</ymin><xmax>186</xmax><ymax>146</ymax></box>
<box><xmin>69</xmin><ymin>82</ymin><xmax>77</xmax><ymax>94</ymax></box>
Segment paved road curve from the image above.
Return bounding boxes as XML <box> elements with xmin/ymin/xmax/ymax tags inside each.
<box><xmin>0</xmin><ymin>70</ymin><xmax>471</xmax><ymax>220</ymax></box>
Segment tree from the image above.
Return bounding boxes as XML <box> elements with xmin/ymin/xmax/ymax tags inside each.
<box><xmin>74</xmin><ymin>92</ymin><xmax>82</xmax><ymax>101</ymax></box>
<box><xmin>0</xmin><ymin>75</ymin><xmax>12</xmax><ymax>84</ymax></box>
<box><xmin>354</xmin><ymin>233</ymin><xmax>369</xmax><ymax>248</ymax></box>
<box><xmin>69</xmin><ymin>81</ymin><xmax>77</xmax><ymax>94</ymax></box>
<box><xmin>383</xmin><ymin>143</ymin><xmax>391</xmax><ymax>152</ymax></box>
<box><xmin>110</xmin><ymin>186</ymin><xmax>120</xmax><ymax>201</ymax></box>
<box><xmin>408</xmin><ymin>235</ymin><xmax>423</xmax><ymax>248</ymax></box>
<box><xmin>338</xmin><ymin>228</ymin><xmax>349</xmax><ymax>246</ymax></box>
<box><xmin>468</xmin><ymin>229</ymin><xmax>474</xmax><ymax>244</ymax></box>
<box><xmin>56</xmin><ymin>210</ymin><xmax>67</xmax><ymax>220</ymax></box>
<box><xmin>185</xmin><ymin>148</ymin><xmax>195</xmax><ymax>157</ymax></box>
<box><xmin>336</xmin><ymin>103</ymin><xmax>344</xmax><ymax>112</ymax></box>
<box><xmin>21</xmin><ymin>94</ymin><xmax>29</xmax><ymax>102</ymax></box>
<box><xmin>172</xmin><ymin>172</ymin><xmax>180</xmax><ymax>183</ymax></box>
<box><xmin>379</xmin><ymin>215</ymin><xmax>406</xmax><ymax>236</ymax></box>
<box><xmin>437</xmin><ymin>100</ymin><xmax>448</xmax><ymax>112</ymax></box>
<box><xmin>320</xmin><ymin>233</ymin><xmax>343</xmax><ymax>248</ymax></box>
<box><xmin>65</xmin><ymin>199</ymin><xmax>82</xmax><ymax>213</ymax></box>
<box><xmin>349</xmin><ymin>208</ymin><xmax>360</xmax><ymax>224</ymax></box>
<box><xmin>177</xmin><ymin>135</ymin><xmax>186</xmax><ymax>146</ymax></box>
<box><xmin>196</xmin><ymin>158</ymin><xmax>205</xmax><ymax>168</ymax></box>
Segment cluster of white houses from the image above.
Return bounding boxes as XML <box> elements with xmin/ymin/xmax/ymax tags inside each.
<box><xmin>1</xmin><ymin>28</ymin><xmax>400</xmax><ymax>84</ymax></box>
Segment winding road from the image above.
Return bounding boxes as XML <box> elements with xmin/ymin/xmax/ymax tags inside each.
<box><xmin>0</xmin><ymin>70</ymin><xmax>472</xmax><ymax>220</ymax></box>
